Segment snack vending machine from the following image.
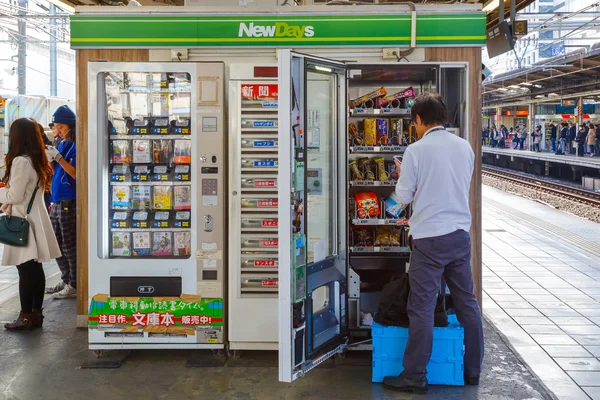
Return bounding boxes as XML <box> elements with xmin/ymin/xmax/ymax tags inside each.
<box><xmin>277</xmin><ymin>51</ymin><xmax>468</xmax><ymax>381</ymax></box>
<box><xmin>228</xmin><ymin>64</ymin><xmax>280</xmax><ymax>351</ymax></box>
<box><xmin>87</xmin><ymin>62</ymin><xmax>226</xmax><ymax>349</ymax></box>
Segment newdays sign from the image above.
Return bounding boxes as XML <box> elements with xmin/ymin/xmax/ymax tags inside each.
<box><xmin>70</xmin><ymin>14</ymin><xmax>487</xmax><ymax>48</ymax></box>
<box><xmin>239</xmin><ymin>22</ymin><xmax>315</xmax><ymax>39</ymax></box>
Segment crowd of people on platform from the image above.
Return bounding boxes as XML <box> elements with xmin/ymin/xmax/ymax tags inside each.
<box><xmin>482</xmin><ymin>121</ymin><xmax>600</xmax><ymax>157</ymax></box>
<box><xmin>0</xmin><ymin>105</ymin><xmax>77</xmax><ymax>331</ymax></box>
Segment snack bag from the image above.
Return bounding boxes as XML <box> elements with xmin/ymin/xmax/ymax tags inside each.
<box><xmin>349</xmin><ymin>123</ymin><xmax>362</xmax><ymax>145</ymax></box>
<box><xmin>376</xmin><ymin>119</ymin><xmax>389</xmax><ymax>145</ymax></box>
<box><xmin>390</xmin><ymin>226</ymin><xmax>403</xmax><ymax>246</ymax></box>
<box><xmin>349</xmin><ymin>160</ymin><xmax>364</xmax><ymax>180</ymax></box>
<box><xmin>374</xmin><ymin>157</ymin><xmax>388</xmax><ymax>181</ymax></box>
<box><xmin>385</xmin><ymin>192</ymin><xmax>406</xmax><ymax>219</ymax></box>
<box><xmin>375</xmin><ymin>226</ymin><xmax>392</xmax><ymax>246</ymax></box>
<box><xmin>359</xmin><ymin>158</ymin><xmax>375</xmax><ymax>181</ymax></box>
<box><xmin>353</xmin><ymin>226</ymin><xmax>374</xmax><ymax>247</ymax></box>
<box><xmin>386</xmin><ymin>161</ymin><xmax>400</xmax><ymax>180</ymax></box>
<box><xmin>364</xmin><ymin>119</ymin><xmax>377</xmax><ymax>146</ymax></box>
<box><xmin>354</xmin><ymin>192</ymin><xmax>380</xmax><ymax>218</ymax></box>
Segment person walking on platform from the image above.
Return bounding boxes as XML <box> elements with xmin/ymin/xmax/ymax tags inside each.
<box><xmin>586</xmin><ymin>124</ymin><xmax>596</xmax><ymax>157</ymax></box>
<box><xmin>576</xmin><ymin>125</ymin><xmax>586</xmax><ymax>157</ymax></box>
<box><xmin>383</xmin><ymin>92</ymin><xmax>484</xmax><ymax>394</ymax></box>
<box><xmin>0</xmin><ymin>118</ymin><xmax>61</xmax><ymax>330</ymax></box>
<box><xmin>595</xmin><ymin>124</ymin><xmax>600</xmax><ymax>156</ymax></box>
<box><xmin>490</xmin><ymin>125</ymin><xmax>498</xmax><ymax>148</ymax></box>
<box><xmin>550</xmin><ymin>123</ymin><xmax>557</xmax><ymax>152</ymax></box>
<box><xmin>44</xmin><ymin>105</ymin><xmax>78</xmax><ymax>299</ymax></box>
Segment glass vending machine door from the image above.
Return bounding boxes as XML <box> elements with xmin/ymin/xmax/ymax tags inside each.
<box><xmin>278</xmin><ymin>50</ymin><xmax>348</xmax><ymax>383</ymax></box>
<box><xmin>105</xmin><ymin>72</ymin><xmax>193</xmax><ymax>260</ymax></box>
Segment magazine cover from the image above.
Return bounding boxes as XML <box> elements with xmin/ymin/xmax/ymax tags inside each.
<box><xmin>174</xmin><ymin>185</ymin><xmax>191</xmax><ymax>210</ymax></box>
<box><xmin>132</xmin><ymin>185</ymin><xmax>151</xmax><ymax>209</ymax></box>
<box><xmin>111</xmin><ymin>185</ymin><xmax>131</xmax><ymax>209</ymax></box>
<box><xmin>133</xmin><ymin>139</ymin><xmax>152</xmax><ymax>163</ymax></box>
<box><xmin>173</xmin><ymin>140</ymin><xmax>192</xmax><ymax>164</ymax></box>
<box><xmin>174</xmin><ymin>231</ymin><xmax>192</xmax><ymax>256</ymax></box>
<box><xmin>153</xmin><ymin>186</ymin><xmax>172</xmax><ymax>210</ymax></box>
<box><xmin>111</xmin><ymin>232</ymin><xmax>131</xmax><ymax>256</ymax></box>
<box><xmin>152</xmin><ymin>231</ymin><xmax>172</xmax><ymax>256</ymax></box>
<box><xmin>132</xmin><ymin>232</ymin><xmax>151</xmax><ymax>256</ymax></box>
<box><xmin>152</xmin><ymin>139</ymin><xmax>172</xmax><ymax>164</ymax></box>
<box><xmin>111</xmin><ymin>140</ymin><xmax>130</xmax><ymax>164</ymax></box>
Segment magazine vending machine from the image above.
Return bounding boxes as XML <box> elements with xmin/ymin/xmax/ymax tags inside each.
<box><xmin>87</xmin><ymin>62</ymin><xmax>226</xmax><ymax>350</ymax></box>
<box><xmin>228</xmin><ymin>64</ymin><xmax>280</xmax><ymax>351</ymax></box>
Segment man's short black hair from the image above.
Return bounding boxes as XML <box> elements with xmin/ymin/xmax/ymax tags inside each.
<box><xmin>410</xmin><ymin>92</ymin><xmax>448</xmax><ymax>126</ymax></box>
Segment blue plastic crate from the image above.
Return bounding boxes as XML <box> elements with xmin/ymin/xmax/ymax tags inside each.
<box><xmin>372</xmin><ymin>314</ymin><xmax>465</xmax><ymax>385</ymax></box>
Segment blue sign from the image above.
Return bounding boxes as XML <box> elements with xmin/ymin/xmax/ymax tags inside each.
<box><xmin>253</xmin><ymin>140</ymin><xmax>275</xmax><ymax>147</ymax></box>
<box><xmin>253</xmin><ymin>121</ymin><xmax>275</xmax><ymax>127</ymax></box>
<box><xmin>262</xmin><ymin>102</ymin><xmax>278</xmax><ymax>108</ymax></box>
<box><xmin>254</xmin><ymin>160</ymin><xmax>276</xmax><ymax>167</ymax></box>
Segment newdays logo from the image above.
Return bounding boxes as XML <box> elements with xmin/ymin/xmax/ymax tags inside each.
<box><xmin>238</xmin><ymin>22</ymin><xmax>315</xmax><ymax>39</ymax></box>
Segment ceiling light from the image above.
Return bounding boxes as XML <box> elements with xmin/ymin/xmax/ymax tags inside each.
<box><xmin>521</xmin><ymin>82</ymin><xmax>532</xmax><ymax>86</ymax></box>
<box><xmin>482</xmin><ymin>0</ymin><xmax>500</xmax><ymax>13</ymax></box>
<box><xmin>314</xmin><ymin>66</ymin><xmax>332</xmax><ymax>73</ymax></box>
<box><xmin>534</xmin><ymin>84</ymin><xmax>542</xmax><ymax>88</ymax></box>
<box><xmin>535</xmin><ymin>95</ymin><xmax>544</xmax><ymax>98</ymax></box>
<box><xmin>497</xmin><ymin>88</ymin><xmax>508</xmax><ymax>91</ymax></box>
<box><xmin>549</xmin><ymin>93</ymin><xmax>559</xmax><ymax>97</ymax></box>
<box><xmin>508</xmin><ymin>85</ymin><xmax>520</xmax><ymax>89</ymax></box>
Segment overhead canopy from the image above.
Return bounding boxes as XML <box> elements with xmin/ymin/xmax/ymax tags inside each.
<box><xmin>484</xmin><ymin>45</ymin><xmax>600</xmax><ymax>109</ymax></box>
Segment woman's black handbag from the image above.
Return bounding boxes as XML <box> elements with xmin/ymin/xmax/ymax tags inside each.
<box><xmin>0</xmin><ymin>185</ymin><xmax>39</xmax><ymax>247</ymax></box>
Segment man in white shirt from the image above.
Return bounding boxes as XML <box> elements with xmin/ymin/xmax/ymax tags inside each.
<box><xmin>383</xmin><ymin>92</ymin><xmax>484</xmax><ymax>394</ymax></box>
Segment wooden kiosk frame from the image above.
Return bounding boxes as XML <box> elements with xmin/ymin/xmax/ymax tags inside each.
<box><xmin>71</xmin><ymin>4</ymin><xmax>485</xmax><ymax>326</ymax></box>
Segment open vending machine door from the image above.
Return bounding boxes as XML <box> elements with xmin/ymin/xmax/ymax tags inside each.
<box><xmin>278</xmin><ymin>50</ymin><xmax>348</xmax><ymax>382</ymax></box>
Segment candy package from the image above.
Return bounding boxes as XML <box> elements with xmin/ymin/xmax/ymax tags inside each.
<box><xmin>354</xmin><ymin>192</ymin><xmax>380</xmax><ymax>218</ymax></box>
<box><xmin>374</xmin><ymin>157</ymin><xmax>389</xmax><ymax>181</ymax></box>
<box><xmin>359</xmin><ymin>158</ymin><xmax>375</xmax><ymax>181</ymax></box>
<box><xmin>389</xmin><ymin>119</ymin><xmax>402</xmax><ymax>145</ymax></box>
<box><xmin>349</xmin><ymin>160</ymin><xmax>364</xmax><ymax>180</ymax></box>
<box><xmin>376</xmin><ymin>119</ymin><xmax>388</xmax><ymax>145</ymax></box>
<box><xmin>386</xmin><ymin>160</ymin><xmax>400</xmax><ymax>180</ymax></box>
<box><xmin>349</xmin><ymin>86</ymin><xmax>387</xmax><ymax>109</ymax></box>
<box><xmin>385</xmin><ymin>192</ymin><xmax>406</xmax><ymax>219</ymax></box>
<box><xmin>349</xmin><ymin>123</ymin><xmax>362</xmax><ymax>145</ymax></box>
<box><xmin>363</xmin><ymin>118</ymin><xmax>376</xmax><ymax>146</ymax></box>
<box><xmin>352</xmin><ymin>226</ymin><xmax>374</xmax><ymax>247</ymax></box>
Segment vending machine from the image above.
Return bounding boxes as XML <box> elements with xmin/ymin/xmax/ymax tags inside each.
<box><xmin>228</xmin><ymin>64</ymin><xmax>280</xmax><ymax>351</ymax></box>
<box><xmin>276</xmin><ymin>51</ymin><xmax>469</xmax><ymax>381</ymax></box>
<box><xmin>87</xmin><ymin>62</ymin><xmax>226</xmax><ymax>349</ymax></box>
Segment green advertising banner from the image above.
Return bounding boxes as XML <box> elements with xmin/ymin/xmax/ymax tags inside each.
<box><xmin>88</xmin><ymin>296</ymin><xmax>223</xmax><ymax>328</ymax></box>
<box><xmin>70</xmin><ymin>13</ymin><xmax>486</xmax><ymax>48</ymax></box>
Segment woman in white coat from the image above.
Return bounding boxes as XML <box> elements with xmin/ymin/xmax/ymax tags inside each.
<box><xmin>0</xmin><ymin>118</ymin><xmax>61</xmax><ymax>330</ymax></box>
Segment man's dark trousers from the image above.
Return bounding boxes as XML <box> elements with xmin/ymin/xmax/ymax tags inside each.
<box><xmin>402</xmin><ymin>229</ymin><xmax>484</xmax><ymax>381</ymax></box>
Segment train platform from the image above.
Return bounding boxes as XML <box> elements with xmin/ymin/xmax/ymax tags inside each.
<box><xmin>483</xmin><ymin>185</ymin><xmax>600</xmax><ymax>400</ymax></box>
<box><xmin>483</xmin><ymin>147</ymin><xmax>600</xmax><ymax>170</ymax></box>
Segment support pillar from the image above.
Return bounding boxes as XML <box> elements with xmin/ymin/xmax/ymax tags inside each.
<box><xmin>529</xmin><ymin>103</ymin><xmax>536</xmax><ymax>151</ymax></box>
<box><xmin>17</xmin><ymin>0</ymin><xmax>27</xmax><ymax>95</ymax></box>
<box><xmin>49</xmin><ymin>4</ymin><xmax>57</xmax><ymax>96</ymax></box>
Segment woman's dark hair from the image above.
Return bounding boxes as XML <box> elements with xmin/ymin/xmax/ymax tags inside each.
<box><xmin>410</xmin><ymin>92</ymin><xmax>448</xmax><ymax>126</ymax></box>
<box><xmin>2</xmin><ymin>118</ymin><xmax>53</xmax><ymax>191</ymax></box>
<box><xmin>36</xmin><ymin>122</ymin><xmax>52</xmax><ymax>146</ymax></box>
